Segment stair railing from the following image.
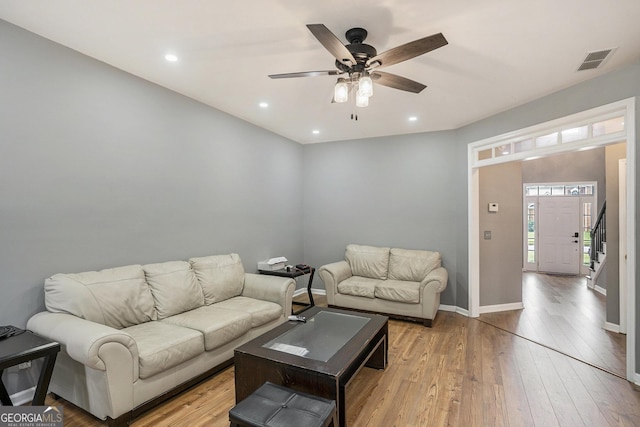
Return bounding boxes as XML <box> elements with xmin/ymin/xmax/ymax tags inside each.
<box><xmin>589</xmin><ymin>201</ymin><xmax>606</xmax><ymax>270</ymax></box>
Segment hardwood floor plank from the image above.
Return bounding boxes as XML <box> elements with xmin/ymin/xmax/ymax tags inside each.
<box><xmin>43</xmin><ymin>297</ymin><xmax>640</xmax><ymax>427</ymax></box>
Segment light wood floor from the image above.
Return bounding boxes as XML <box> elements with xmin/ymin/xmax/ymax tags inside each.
<box><xmin>479</xmin><ymin>272</ymin><xmax>626</xmax><ymax>377</ymax></box>
<box><xmin>49</xmin><ymin>294</ymin><xmax>640</xmax><ymax>426</ymax></box>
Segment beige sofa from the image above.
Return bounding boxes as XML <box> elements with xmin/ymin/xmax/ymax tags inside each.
<box><xmin>318</xmin><ymin>245</ymin><xmax>448</xmax><ymax>327</ymax></box>
<box><xmin>27</xmin><ymin>253</ymin><xmax>295</xmax><ymax>426</ymax></box>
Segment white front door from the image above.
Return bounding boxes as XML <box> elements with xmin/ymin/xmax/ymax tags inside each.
<box><xmin>538</xmin><ymin>196</ymin><xmax>581</xmax><ymax>274</ymax></box>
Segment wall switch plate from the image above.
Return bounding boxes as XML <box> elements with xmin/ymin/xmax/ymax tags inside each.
<box><xmin>488</xmin><ymin>202</ymin><xmax>499</xmax><ymax>212</ymax></box>
<box><xmin>484</xmin><ymin>231</ymin><xmax>492</xmax><ymax>240</ymax></box>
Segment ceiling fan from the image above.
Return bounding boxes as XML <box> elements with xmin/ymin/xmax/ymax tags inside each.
<box><xmin>269</xmin><ymin>24</ymin><xmax>448</xmax><ymax>108</ymax></box>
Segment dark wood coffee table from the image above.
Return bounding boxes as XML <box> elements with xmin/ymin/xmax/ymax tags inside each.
<box><xmin>234</xmin><ymin>306</ymin><xmax>388</xmax><ymax>427</ymax></box>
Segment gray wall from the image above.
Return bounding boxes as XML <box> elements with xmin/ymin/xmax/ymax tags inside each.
<box><xmin>0</xmin><ymin>20</ymin><xmax>304</xmax><ymax>331</ymax></box>
<box><xmin>522</xmin><ymin>148</ymin><xmax>606</xmax><ymax>208</ymax></box>
<box><xmin>302</xmin><ymin>131</ymin><xmax>458</xmax><ymax>305</ymax></box>
<box><xmin>478</xmin><ymin>162</ymin><xmax>523</xmax><ymax>306</ymax></box>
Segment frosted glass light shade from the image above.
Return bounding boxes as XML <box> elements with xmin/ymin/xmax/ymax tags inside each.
<box><xmin>356</xmin><ymin>90</ymin><xmax>369</xmax><ymax>107</ymax></box>
<box><xmin>358</xmin><ymin>75</ymin><xmax>373</xmax><ymax>97</ymax></box>
<box><xmin>334</xmin><ymin>80</ymin><xmax>349</xmax><ymax>103</ymax></box>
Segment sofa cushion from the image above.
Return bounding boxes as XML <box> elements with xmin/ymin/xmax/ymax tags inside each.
<box><xmin>143</xmin><ymin>261</ymin><xmax>204</xmax><ymax>319</ymax></box>
<box><xmin>214</xmin><ymin>296</ymin><xmax>282</xmax><ymax>328</ymax></box>
<box><xmin>387</xmin><ymin>248</ymin><xmax>441</xmax><ymax>282</ymax></box>
<box><xmin>123</xmin><ymin>321</ymin><xmax>204</xmax><ymax>379</ymax></box>
<box><xmin>189</xmin><ymin>254</ymin><xmax>245</xmax><ymax>304</ymax></box>
<box><xmin>375</xmin><ymin>280</ymin><xmax>421</xmax><ymax>303</ymax></box>
<box><xmin>45</xmin><ymin>265</ymin><xmax>157</xmax><ymax>329</ymax></box>
<box><xmin>337</xmin><ymin>276</ymin><xmax>379</xmax><ymax>299</ymax></box>
<box><xmin>345</xmin><ymin>244</ymin><xmax>390</xmax><ymax>280</ymax></box>
<box><xmin>162</xmin><ymin>305</ymin><xmax>252</xmax><ymax>351</ymax></box>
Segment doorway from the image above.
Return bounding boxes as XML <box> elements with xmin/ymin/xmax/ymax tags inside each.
<box><xmin>524</xmin><ymin>182</ymin><xmax>596</xmax><ymax>276</ymax></box>
<box><xmin>467</xmin><ymin>98</ymin><xmax>636</xmax><ymax>381</ymax></box>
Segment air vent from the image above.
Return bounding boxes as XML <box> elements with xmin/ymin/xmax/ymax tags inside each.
<box><xmin>577</xmin><ymin>48</ymin><xmax>616</xmax><ymax>71</ymax></box>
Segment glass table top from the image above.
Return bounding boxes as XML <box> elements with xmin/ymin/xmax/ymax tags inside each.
<box><xmin>263</xmin><ymin>310</ymin><xmax>370</xmax><ymax>362</ymax></box>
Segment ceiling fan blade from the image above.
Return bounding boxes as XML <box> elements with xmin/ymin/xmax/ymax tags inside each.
<box><xmin>307</xmin><ymin>24</ymin><xmax>357</xmax><ymax>66</ymax></box>
<box><xmin>367</xmin><ymin>33</ymin><xmax>448</xmax><ymax>68</ymax></box>
<box><xmin>371</xmin><ymin>71</ymin><xmax>426</xmax><ymax>93</ymax></box>
<box><xmin>269</xmin><ymin>70</ymin><xmax>341</xmax><ymax>79</ymax></box>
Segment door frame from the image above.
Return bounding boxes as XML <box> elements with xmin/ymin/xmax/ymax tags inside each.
<box><xmin>523</xmin><ymin>182</ymin><xmax>596</xmax><ymax>275</ymax></box>
<box><xmin>467</xmin><ymin>97</ymin><xmax>636</xmax><ymax>382</ymax></box>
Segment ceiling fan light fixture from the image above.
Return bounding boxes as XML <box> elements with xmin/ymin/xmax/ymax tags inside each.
<box><xmin>334</xmin><ymin>79</ymin><xmax>349</xmax><ymax>103</ymax></box>
<box><xmin>359</xmin><ymin>74</ymin><xmax>373</xmax><ymax>97</ymax></box>
<box><xmin>356</xmin><ymin>89</ymin><xmax>369</xmax><ymax>107</ymax></box>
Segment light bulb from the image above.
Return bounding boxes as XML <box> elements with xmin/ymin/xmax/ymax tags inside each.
<box><xmin>334</xmin><ymin>80</ymin><xmax>349</xmax><ymax>103</ymax></box>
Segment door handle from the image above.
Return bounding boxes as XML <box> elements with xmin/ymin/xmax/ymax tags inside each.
<box><xmin>573</xmin><ymin>232</ymin><xmax>580</xmax><ymax>238</ymax></box>
<box><xmin>573</xmin><ymin>240</ymin><xmax>579</xmax><ymax>243</ymax></box>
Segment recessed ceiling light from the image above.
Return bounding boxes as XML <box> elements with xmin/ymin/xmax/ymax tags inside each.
<box><xmin>259</xmin><ymin>102</ymin><xmax>269</xmax><ymax>108</ymax></box>
<box><xmin>312</xmin><ymin>130</ymin><xmax>320</xmax><ymax>135</ymax></box>
<box><xmin>164</xmin><ymin>54</ymin><xmax>178</xmax><ymax>62</ymax></box>
<box><xmin>408</xmin><ymin>116</ymin><xmax>418</xmax><ymax>122</ymax></box>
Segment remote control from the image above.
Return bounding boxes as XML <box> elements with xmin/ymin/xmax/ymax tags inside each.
<box><xmin>288</xmin><ymin>315</ymin><xmax>306</xmax><ymax>323</ymax></box>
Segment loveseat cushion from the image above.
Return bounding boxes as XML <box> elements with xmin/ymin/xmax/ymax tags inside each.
<box><xmin>337</xmin><ymin>276</ymin><xmax>379</xmax><ymax>299</ymax></box>
<box><xmin>162</xmin><ymin>305</ymin><xmax>252</xmax><ymax>351</ymax></box>
<box><xmin>190</xmin><ymin>254</ymin><xmax>245</xmax><ymax>304</ymax></box>
<box><xmin>375</xmin><ymin>280</ymin><xmax>421</xmax><ymax>303</ymax></box>
<box><xmin>345</xmin><ymin>244</ymin><xmax>390</xmax><ymax>280</ymax></box>
<box><xmin>387</xmin><ymin>248</ymin><xmax>441</xmax><ymax>282</ymax></box>
<box><xmin>45</xmin><ymin>265</ymin><xmax>157</xmax><ymax>329</ymax></box>
<box><xmin>213</xmin><ymin>296</ymin><xmax>282</xmax><ymax>327</ymax></box>
<box><xmin>143</xmin><ymin>261</ymin><xmax>204</xmax><ymax>319</ymax></box>
<box><xmin>123</xmin><ymin>321</ymin><xmax>204</xmax><ymax>379</ymax></box>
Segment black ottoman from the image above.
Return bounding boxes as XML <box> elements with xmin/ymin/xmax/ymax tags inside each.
<box><xmin>229</xmin><ymin>382</ymin><xmax>337</xmax><ymax>427</ymax></box>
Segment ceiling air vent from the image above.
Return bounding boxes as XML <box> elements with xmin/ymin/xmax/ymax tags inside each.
<box><xmin>577</xmin><ymin>48</ymin><xmax>615</xmax><ymax>71</ymax></box>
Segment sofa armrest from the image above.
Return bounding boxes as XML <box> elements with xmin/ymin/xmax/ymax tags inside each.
<box><xmin>27</xmin><ymin>311</ymin><xmax>139</xmax><ymax>374</ymax></box>
<box><xmin>242</xmin><ymin>273</ymin><xmax>296</xmax><ymax>313</ymax></box>
<box><xmin>318</xmin><ymin>261</ymin><xmax>352</xmax><ymax>305</ymax></box>
<box><xmin>421</xmin><ymin>267</ymin><xmax>448</xmax><ymax>294</ymax></box>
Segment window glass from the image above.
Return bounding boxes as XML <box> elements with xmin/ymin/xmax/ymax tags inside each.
<box><xmin>538</xmin><ymin>185</ymin><xmax>552</xmax><ymax>196</ymax></box>
<box><xmin>514</xmin><ymin>138</ymin><xmax>534</xmax><ymax>153</ymax></box>
<box><xmin>527</xmin><ymin>203</ymin><xmax>535</xmax><ymax>264</ymax></box>
<box><xmin>494</xmin><ymin>144</ymin><xmax>511</xmax><ymax>157</ymax></box>
<box><xmin>525</xmin><ymin>186</ymin><xmax>538</xmax><ymax>196</ymax></box>
<box><xmin>579</xmin><ymin>185</ymin><xmax>594</xmax><ymax>195</ymax></box>
<box><xmin>535</xmin><ymin>132</ymin><xmax>558</xmax><ymax>148</ymax></box>
<box><xmin>478</xmin><ymin>148</ymin><xmax>492</xmax><ymax>160</ymax></box>
<box><xmin>592</xmin><ymin>116</ymin><xmax>624</xmax><ymax>136</ymax></box>
<box><xmin>582</xmin><ymin>202</ymin><xmax>592</xmax><ymax>266</ymax></box>
<box><xmin>561</xmin><ymin>125</ymin><xmax>588</xmax><ymax>143</ymax></box>
<box><xmin>566</xmin><ymin>186</ymin><xmax>580</xmax><ymax>195</ymax></box>
<box><xmin>551</xmin><ymin>185</ymin><xmax>564</xmax><ymax>195</ymax></box>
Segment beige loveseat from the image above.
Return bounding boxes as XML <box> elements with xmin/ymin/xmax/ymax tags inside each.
<box><xmin>27</xmin><ymin>253</ymin><xmax>295</xmax><ymax>426</ymax></box>
<box><xmin>318</xmin><ymin>245</ymin><xmax>448</xmax><ymax>327</ymax></box>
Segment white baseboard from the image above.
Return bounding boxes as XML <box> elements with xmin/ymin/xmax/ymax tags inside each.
<box><xmin>603</xmin><ymin>322</ymin><xmax>621</xmax><ymax>333</ymax></box>
<box><xmin>634</xmin><ymin>372</ymin><xmax>640</xmax><ymax>387</ymax></box>
<box><xmin>594</xmin><ymin>285</ymin><xmax>607</xmax><ymax>296</ymax></box>
<box><xmin>479</xmin><ymin>302</ymin><xmax>524</xmax><ymax>314</ymax></box>
<box><xmin>10</xmin><ymin>386</ymin><xmax>35</xmax><ymax>406</ymax></box>
<box><xmin>293</xmin><ymin>288</ymin><xmax>325</xmax><ymax>297</ymax></box>
<box><xmin>439</xmin><ymin>304</ymin><xmax>469</xmax><ymax>317</ymax></box>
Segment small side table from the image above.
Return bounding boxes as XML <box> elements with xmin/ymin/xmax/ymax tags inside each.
<box><xmin>258</xmin><ymin>266</ymin><xmax>315</xmax><ymax>314</ymax></box>
<box><xmin>0</xmin><ymin>330</ymin><xmax>60</xmax><ymax>406</ymax></box>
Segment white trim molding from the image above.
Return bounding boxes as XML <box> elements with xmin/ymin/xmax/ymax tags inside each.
<box><xmin>479</xmin><ymin>302</ymin><xmax>525</xmax><ymax>314</ymax></box>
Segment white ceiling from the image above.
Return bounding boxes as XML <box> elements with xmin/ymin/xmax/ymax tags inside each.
<box><xmin>2</xmin><ymin>0</ymin><xmax>640</xmax><ymax>144</ymax></box>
